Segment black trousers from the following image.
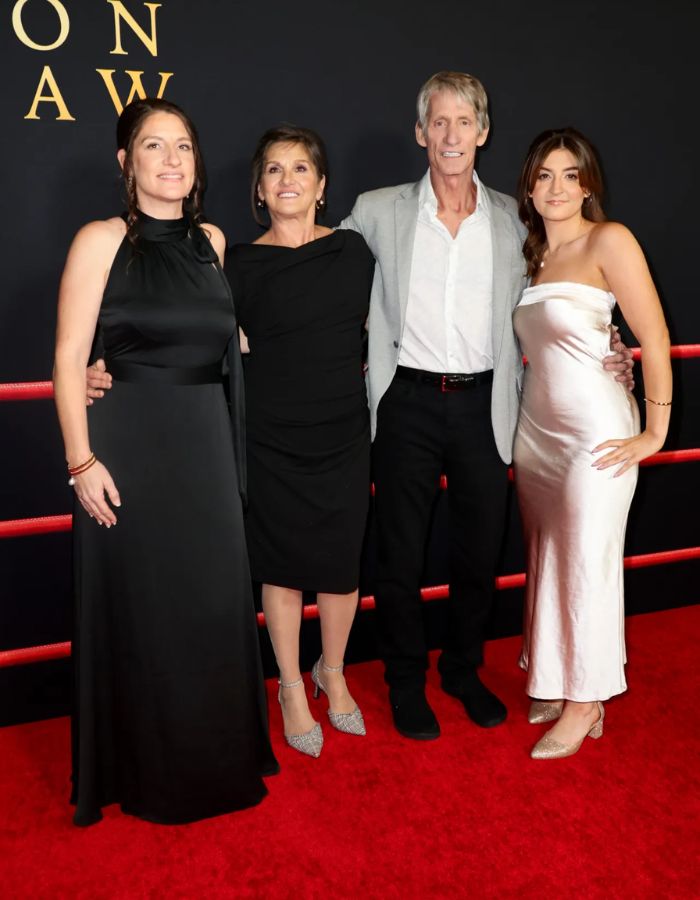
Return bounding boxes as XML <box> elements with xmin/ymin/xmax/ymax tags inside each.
<box><xmin>372</xmin><ymin>371</ymin><xmax>509</xmax><ymax>691</ymax></box>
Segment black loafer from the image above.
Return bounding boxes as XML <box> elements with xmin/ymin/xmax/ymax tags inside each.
<box><xmin>442</xmin><ymin>673</ymin><xmax>507</xmax><ymax>728</ymax></box>
<box><xmin>389</xmin><ymin>688</ymin><xmax>440</xmax><ymax>740</ymax></box>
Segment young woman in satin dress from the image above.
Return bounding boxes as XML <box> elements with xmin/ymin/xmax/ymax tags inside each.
<box><xmin>512</xmin><ymin>128</ymin><xmax>672</xmax><ymax>759</ymax></box>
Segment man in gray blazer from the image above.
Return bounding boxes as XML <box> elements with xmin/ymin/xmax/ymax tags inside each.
<box><xmin>340</xmin><ymin>71</ymin><xmax>628</xmax><ymax>739</ymax></box>
<box><xmin>338</xmin><ymin>71</ymin><xmax>525</xmax><ymax>738</ymax></box>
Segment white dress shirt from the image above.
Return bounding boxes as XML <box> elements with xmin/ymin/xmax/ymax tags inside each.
<box><xmin>398</xmin><ymin>170</ymin><xmax>494</xmax><ymax>374</ymax></box>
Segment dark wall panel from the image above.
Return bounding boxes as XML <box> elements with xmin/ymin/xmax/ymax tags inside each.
<box><xmin>1</xmin><ymin>0</ymin><xmax>697</xmax><ymax>724</ymax></box>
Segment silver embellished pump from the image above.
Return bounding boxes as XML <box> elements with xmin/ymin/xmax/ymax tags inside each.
<box><xmin>311</xmin><ymin>656</ymin><xmax>366</xmax><ymax>736</ymax></box>
<box><xmin>277</xmin><ymin>677</ymin><xmax>323</xmax><ymax>758</ymax></box>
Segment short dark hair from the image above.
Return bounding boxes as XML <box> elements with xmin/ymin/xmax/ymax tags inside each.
<box><xmin>250</xmin><ymin>124</ymin><xmax>329</xmax><ymax>225</ymax></box>
<box><xmin>517</xmin><ymin>127</ymin><xmax>606</xmax><ymax>277</ymax></box>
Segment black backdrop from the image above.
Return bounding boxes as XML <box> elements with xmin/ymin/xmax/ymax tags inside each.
<box><xmin>1</xmin><ymin>0</ymin><xmax>698</xmax><ymax>725</ymax></box>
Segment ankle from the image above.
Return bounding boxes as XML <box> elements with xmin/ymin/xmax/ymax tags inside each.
<box><xmin>320</xmin><ymin>655</ymin><xmax>344</xmax><ymax>673</ymax></box>
<box><xmin>562</xmin><ymin>700</ymin><xmax>599</xmax><ymax>719</ymax></box>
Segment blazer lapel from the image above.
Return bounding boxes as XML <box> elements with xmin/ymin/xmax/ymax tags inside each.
<box><xmin>488</xmin><ymin>194</ymin><xmax>516</xmax><ymax>367</ymax></box>
<box><xmin>394</xmin><ymin>184</ymin><xmax>420</xmax><ymax>331</ymax></box>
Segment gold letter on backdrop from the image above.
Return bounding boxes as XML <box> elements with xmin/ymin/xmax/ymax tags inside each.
<box><xmin>12</xmin><ymin>0</ymin><xmax>70</xmax><ymax>51</ymax></box>
<box><xmin>108</xmin><ymin>2</ymin><xmax>161</xmax><ymax>56</ymax></box>
<box><xmin>25</xmin><ymin>65</ymin><xmax>75</xmax><ymax>120</ymax></box>
<box><xmin>96</xmin><ymin>69</ymin><xmax>174</xmax><ymax>113</ymax></box>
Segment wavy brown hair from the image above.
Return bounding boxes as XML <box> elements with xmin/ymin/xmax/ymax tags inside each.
<box><xmin>517</xmin><ymin>127</ymin><xmax>606</xmax><ymax>277</ymax></box>
<box><xmin>117</xmin><ymin>98</ymin><xmax>206</xmax><ymax>244</ymax></box>
<box><xmin>250</xmin><ymin>124</ymin><xmax>329</xmax><ymax>226</ymax></box>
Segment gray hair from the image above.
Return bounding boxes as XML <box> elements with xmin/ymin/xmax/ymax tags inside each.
<box><xmin>416</xmin><ymin>71</ymin><xmax>490</xmax><ymax>134</ymax></box>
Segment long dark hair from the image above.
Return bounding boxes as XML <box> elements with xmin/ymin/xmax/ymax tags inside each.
<box><xmin>517</xmin><ymin>127</ymin><xmax>606</xmax><ymax>277</ymax></box>
<box><xmin>117</xmin><ymin>98</ymin><xmax>206</xmax><ymax>243</ymax></box>
<box><xmin>250</xmin><ymin>123</ymin><xmax>329</xmax><ymax>226</ymax></box>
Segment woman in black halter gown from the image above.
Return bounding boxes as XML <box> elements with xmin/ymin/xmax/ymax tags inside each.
<box><xmin>53</xmin><ymin>99</ymin><xmax>276</xmax><ymax>826</ymax></box>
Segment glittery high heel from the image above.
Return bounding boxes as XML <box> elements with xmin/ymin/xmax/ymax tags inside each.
<box><xmin>528</xmin><ymin>699</ymin><xmax>564</xmax><ymax>724</ymax></box>
<box><xmin>530</xmin><ymin>702</ymin><xmax>604</xmax><ymax>760</ymax></box>
<box><xmin>311</xmin><ymin>656</ymin><xmax>366</xmax><ymax>736</ymax></box>
<box><xmin>277</xmin><ymin>677</ymin><xmax>323</xmax><ymax>758</ymax></box>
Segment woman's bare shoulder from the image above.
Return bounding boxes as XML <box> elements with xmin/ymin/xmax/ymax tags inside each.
<box><xmin>201</xmin><ymin>221</ymin><xmax>225</xmax><ymax>257</ymax></box>
<box><xmin>588</xmin><ymin>220</ymin><xmax>638</xmax><ymax>253</ymax></box>
<box><xmin>67</xmin><ymin>217</ymin><xmax>126</xmax><ymax>264</ymax></box>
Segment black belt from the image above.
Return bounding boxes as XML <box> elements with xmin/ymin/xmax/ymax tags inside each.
<box><xmin>106</xmin><ymin>359</ymin><xmax>223</xmax><ymax>385</ymax></box>
<box><xmin>395</xmin><ymin>366</ymin><xmax>493</xmax><ymax>392</ymax></box>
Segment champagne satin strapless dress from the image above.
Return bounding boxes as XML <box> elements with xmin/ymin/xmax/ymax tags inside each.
<box><xmin>513</xmin><ymin>282</ymin><xmax>640</xmax><ymax>702</ymax></box>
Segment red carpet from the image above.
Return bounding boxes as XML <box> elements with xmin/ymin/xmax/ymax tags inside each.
<box><xmin>1</xmin><ymin>606</ymin><xmax>699</xmax><ymax>899</ymax></box>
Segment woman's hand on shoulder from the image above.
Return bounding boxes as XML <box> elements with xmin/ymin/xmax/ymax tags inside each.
<box><xmin>202</xmin><ymin>222</ymin><xmax>226</xmax><ymax>266</ymax></box>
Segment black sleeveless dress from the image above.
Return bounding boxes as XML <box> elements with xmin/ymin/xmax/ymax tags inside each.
<box><xmin>71</xmin><ymin>211</ymin><xmax>277</xmax><ymax>827</ymax></box>
<box><xmin>226</xmin><ymin>230</ymin><xmax>374</xmax><ymax>593</ymax></box>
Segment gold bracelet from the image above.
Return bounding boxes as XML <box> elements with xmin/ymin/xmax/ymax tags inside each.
<box><xmin>643</xmin><ymin>397</ymin><xmax>672</xmax><ymax>406</ymax></box>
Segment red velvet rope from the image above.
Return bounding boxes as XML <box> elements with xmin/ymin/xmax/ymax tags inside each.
<box><xmin>1</xmin><ymin>545</ymin><xmax>698</xmax><ymax>669</ymax></box>
<box><xmin>2</xmin><ymin>448</ymin><xmax>698</xmax><ymax>538</ymax></box>
<box><xmin>0</xmin><ymin>381</ymin><xmax>54</xmax><ymax>401</ymax></box>
<box><xmin>0</xmin><ymin>344</ymin><xmax>698</xmax><ymax>401</ymax></box>
<box><xmin>1</xmin><ymin>344</ymin><xmax>697</xmax><ymax>667</ymax></box>
<box><xmin>0</xmin><ymin>641</ymin><xmax>71</xmax><ymax>667</ymax></box>
<box><xmin>631</xmin><ymin>345</ymin><xmax>700</xmax><ymax>361</ymax></box>
<box><xmin>0</xmin><ymin>515</ymin><xmax>73</xmax><ymax>538</ymax></box>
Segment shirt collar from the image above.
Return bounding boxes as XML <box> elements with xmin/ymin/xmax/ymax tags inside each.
<box><xmin>418</xmin><ymin>169</ymin><xmax>490</xmax><ymax>218</ymax></box>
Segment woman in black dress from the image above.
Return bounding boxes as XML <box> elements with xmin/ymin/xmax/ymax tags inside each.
<box><xmin>53</xmin><ymin>98</ymin><xmax>276</xmax><ymax>825</ymax></box>
<box><xmin>226</xmin><ymin>126</ymin><xmax>375</xmax><ymax>757</ymax></box>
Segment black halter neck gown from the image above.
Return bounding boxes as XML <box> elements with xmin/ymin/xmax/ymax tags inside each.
<box><xmin>71</xmin><ymin>211</ymin><xmax>277</xmax><ymax>826</ymax></box>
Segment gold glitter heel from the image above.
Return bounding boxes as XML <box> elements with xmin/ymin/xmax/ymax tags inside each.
<box><xmin>311</xmin><ymin>656</ymin><xmax>366</xmax><ymax>736</ymax></box>
<box><xmin>278</xmin><ymin>677</ymin><xmax>323</xmax><ymax>758</ymax></box>
<box><xmin>528</xmin><ymin>700</ymin><xmax>564</xmax><ymax>724</ymax></box>
<box><xmin>530</xmin><ymin>702</ymin><xmax>604</xmax><ymax>760</ymax></box>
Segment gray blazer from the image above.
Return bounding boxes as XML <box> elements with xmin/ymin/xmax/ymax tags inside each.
<box><xmin>340</xmin><ymin>179</ymin><xmax>527</xmax><ymax>464</ymax></box>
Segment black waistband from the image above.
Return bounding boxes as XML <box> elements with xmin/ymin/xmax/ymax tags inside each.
<box><xmin>395</xmin><ymin>366</ymin><xmax>493</xmax><ymax>391</ymax></box>
<box><xmin>106</xmin><ymin>359</ymin><xmax>223</xmax><ymax>385</ymax></box>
